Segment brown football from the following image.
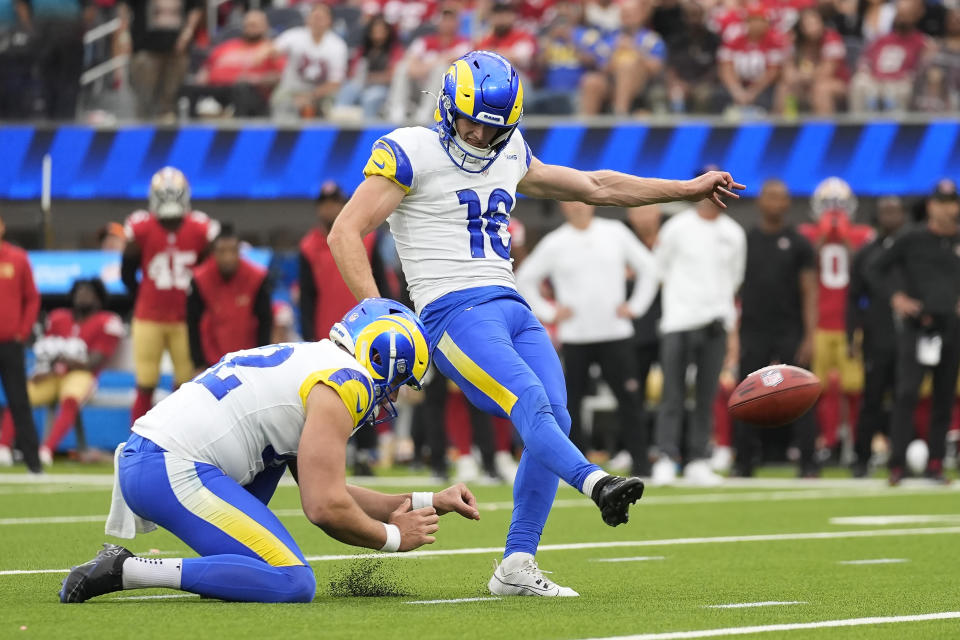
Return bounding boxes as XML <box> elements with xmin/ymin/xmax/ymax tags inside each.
<box><xmin>728</xmin><ymin>365</ymin><xmax>822</xmax><ymax>427</ymax></box>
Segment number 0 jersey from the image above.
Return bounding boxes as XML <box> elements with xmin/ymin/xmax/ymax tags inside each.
<box><xmin>132</xmin><ymin>340</ymin><xmax>377</xmax><ymax>486</ymax></box>
<box><xmin>797</xmin><ymin>222</ymin><xmax>874</xmax><ymax>331</ymax></box>
<box><xmin>124</xmin><ymin>210</ymin><xmax>220</xmax><ymax>323</ymax></box>
<box><xmin>363</xmin><ymin>126</ymin><xmax>532</xmax><ymax>313</ymax></box>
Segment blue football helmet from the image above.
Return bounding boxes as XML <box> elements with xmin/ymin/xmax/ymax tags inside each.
<box><xmin>330</xmin><ymin>298</ymin><xmax>431</xmax><ymax>425</ymax></box>
<box><xmin>435</xmin><ymin>50</ymin><xmax>524</xmax><ymax>173</ymax></box>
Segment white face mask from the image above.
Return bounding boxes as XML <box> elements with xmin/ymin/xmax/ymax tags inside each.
<box><xmin>447</xmin><ymin>129</ymin><xmax>494</xmax><ymax>168</ymax></box>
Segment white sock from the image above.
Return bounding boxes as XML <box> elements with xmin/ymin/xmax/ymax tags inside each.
<box><xmin>501</xmin><ymin>552</ymin><xmax>534</xmax><ymax>573</ymax></box>
<box><xmin>121</xmin><ymin>557</ymin><xmax>183</xmax><ymax>590</ymax></box>
<box><xmin>581</xmin><ymin>469</ymin><xmax>609</xmax><ymax>499</ymax></box>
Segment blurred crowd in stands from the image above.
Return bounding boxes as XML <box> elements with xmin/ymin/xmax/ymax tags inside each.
<box><xmin>1</xmin><ymin>0</ymin><xmax>959</xmax><ymax>122</ymax></box>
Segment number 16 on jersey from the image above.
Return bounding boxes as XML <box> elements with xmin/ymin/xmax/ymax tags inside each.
<box><xmin>458</xmin><ymin>188</ymin><xmax>514</xmax><ymax>260</ymax></box>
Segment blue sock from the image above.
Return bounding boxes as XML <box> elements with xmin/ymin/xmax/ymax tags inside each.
<box><xmin>509</xmin><ymin>387</ymin><xmax>601</xmax><ymax>491</ymax></box>
<box><xmin>181</xmin><ymin>556</ymin><xmax>316</xmax><ymax>603</ymax></box>
<box><xmin>504</xmin><ymin>394</ymin><xmax>604</xmax><ymax>557</ymax></box>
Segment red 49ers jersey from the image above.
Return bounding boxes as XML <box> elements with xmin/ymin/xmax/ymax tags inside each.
<box><xmin>125</xmin><ymin>210</ymin><xmax>219</xmax><ymax>323</ymax></box>
<box><xmin>798</xmin><ymin>222</ymin><xmax>874</xmax><ymax>331</ymax></box>
<box><xmin>40</xmin><ymin>308</ymin><xmax>124</xmax><ymax>372</ymax></box>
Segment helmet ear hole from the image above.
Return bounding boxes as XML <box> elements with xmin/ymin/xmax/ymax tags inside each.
<box><xmin>371</xmin><ymin>349</ymin><xmax>382</xmax><ymax>366</ymax></box>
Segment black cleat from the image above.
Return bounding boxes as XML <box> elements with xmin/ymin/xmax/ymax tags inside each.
<box><xmin>591</xmin><ymin>475</ymin><xmax>645</xmax><ymax>527</ymax></box>
<box><xmin>60</xmin><ymin>543</ymin><xmax>133</xmax><ymax>603</ymax></box>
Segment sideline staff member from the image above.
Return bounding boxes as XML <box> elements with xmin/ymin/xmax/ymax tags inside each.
<box><xmin>846</xmin><ymin>196</ymin><xmax>906</xmax><ymax>477</ymax></box>
<box><xmin>869</xmin><ymin>183</ymin><xmax>960</xmax><ymax>485</ymax></box>
<box><xmin>0</xmin><ymin>215</ymin><xmax>41</xmax><ymax>473</ymax></box>
<box><xmin>735</xmin><ymin>179</ymin><xmax>819</xmax><ymax>477</ymax></box>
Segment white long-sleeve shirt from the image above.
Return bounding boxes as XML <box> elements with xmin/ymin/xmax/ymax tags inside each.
<box><xmin>517</xmin><ymin>217</ymin><xmax>659</xmax><ymax>344</ymax></box>
<box><xmin>656</xmin><ymin>209</ymin><xmax>746</xmax><ymax>334</ymax></box>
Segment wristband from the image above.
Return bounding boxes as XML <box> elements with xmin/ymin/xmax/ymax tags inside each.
<box><xmin>380</xmin><ymin>523</ymin><xmax>401</xmax><ymax>552</ymax></box>
<box><xmin>412</xmin><ymin>492</ymin><xmax>433</xmax><ymax>510</ymax></box>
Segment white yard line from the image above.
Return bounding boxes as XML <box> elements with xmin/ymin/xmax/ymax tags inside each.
<box><xmin>591</xmin><ymin>556</ymin><xmax>666</xmax><ymax>563</ymax></box>
<box><xmin>0</xmin><ymin>515</ymin><xmax>106</xmax><ymax>526</ymax></box>
<box><xmin>404</xmin><ymin>597</ymin><xmax>500</xmax><ymax>605</ymax></box>
<box><xmin>831</xmin><ymin>515</ymin><xmax>960</xmax><ymax>526</ymax></box>
<box><xmin>577</xmin><ymin>611</ymin><xmax>960</xmax><ymax>640</ymax></box>
<box><xmin>0</xmin><ymin>569</ymin><xmax>70</xmax><ymax>575</ymax></box>
<box><xmin>4</xmin><ymin>526</ymin><xmax>958</xmax><ymax>577</ymax></box>
<box><xmin>837</xmin><ymin>558</ymin><xmax>909</xmax><ymax>565</ymax></box>
<box><xmin>301</xmin><ymin>526</ymin><xmax>960</xmax><ymax>562</ymax></box>
<box><xmin>705</xmin><ymin>601</ymin><xmax>806</xmax><ymax>609</ymax></box>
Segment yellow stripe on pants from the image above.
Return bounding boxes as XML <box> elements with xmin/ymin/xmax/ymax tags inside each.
<box><xmin>436</xmin><ymin>331</ymin><xmax>519</xmax><ymax>415</ymax></box>
<box><xmin>163</xmin><ymin>455</ymin><xmax>303</xmax><ymax>567</ymax></box>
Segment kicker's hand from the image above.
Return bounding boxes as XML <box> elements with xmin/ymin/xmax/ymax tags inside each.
<box><xmin>685</xmin><ymin>171</ymin><xmax>746</xmax><ymax>209</ymax></box>
<box><xmin>389</xmin><ymin>498</ymin><xmax>440</xmax><ymax>551</ymax></box>
<box><xmin>433</xmin><ymin>483</ymin><xmax>480</xmax><ymax>520</ymax></box>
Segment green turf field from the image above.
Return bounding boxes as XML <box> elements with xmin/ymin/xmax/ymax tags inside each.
<box><xmin>1</xmin><ymin>465</ymin><xmax>959</xmax><ymax>639</ymax></box>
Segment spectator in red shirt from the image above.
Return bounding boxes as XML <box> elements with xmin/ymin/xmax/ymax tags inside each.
<box><xmin>360</xmin><ymin>0</ymin><xmax>437</xmax><ymax>42</ymax></box>
<box><xmin>0</xmin><ymin>278</ymin><xmax>123</xmax><ymax>466</ymax></box>
<box><xmin>474</xmin><ymin>1</ymin><xmax>537</xmax><ymax>77</ymax></box>
<box><xmin>0</xmin><ymin>214</ymin><xmax>41</xmax><ymax>473</ymax></box>
<box><xmin>182</xmin><ymin>10</ymin><xmax>284</xmax><ymax>117</ymax></box>
<box><xmin>778</xmin><ymin>7</ymin><xmax>849</xmax><ymax>114</ymax></box>
<box><xmin>387</xmin><ymin>2</ymin><xmax>471</xmax><ymax>123</ymax></box>
<box><xmin>717</xmin><ymin>4</ymin><xmax>787</xmax><ymax>113</ymax></box>
<box><xmin>187</xmin><ymin>225</ymin><xmax>272</xmax><ymax>370</ymax></box>
<box><xmin>335</xmin><ymin>15</ymin><xmax>403</xmax><ymax>119</ymax></box>
<box><xmin>850</xmin><ymin>0</ymin><xmax>934</xmax><ymax>112</ymax></box>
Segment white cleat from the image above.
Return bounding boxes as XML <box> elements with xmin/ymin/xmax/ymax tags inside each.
<box><xmin>651</xmin><ymin>456</ymin><xmax>677</xmax><ymax>487</ymax></box>
<box><xmin>0</xmin><ymin>446</ymin><xmax>12</xmax><ymax>467</ymax></box>
<box><xmin>684</xmin><ymin>459</ymin><xmax>723</xmax><ymax>487</ymax></box>
<box><xmin>488</xmin><ymin>553</ymin><xmax>579</xmax><ymax>597</ymax></box>
<box><xmin>39</xmin><ymin>446</ymin><xmax>54</xmax><ymax>467</ymax></box>
<box><xmin>608</xmin><ymin>450</ymin><xmax>633</xmax><ymax>473</ymax></box>
<box><xmin>709</xmin><ymin>446</ymin><xmax>733</xmax><ymax>474</ymax></box>
<box><xmin>494</xmin><ymin>451</ymin><xmax>518</xmax><ymax>485</ymax></box>
<box><xmin>455</xmin><ymin>454</ymin><xmax>481</xmax><ymax>483</ymax></box>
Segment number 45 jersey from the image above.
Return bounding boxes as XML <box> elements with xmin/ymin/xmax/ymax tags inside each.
<box><xmin>132</xmin><ymin>341</ymin><xmax>376</xmax><ymax>485</ymax></box>
<box><xmin>364</xmin><ymin>126</ymin><xmax>533</xmax><ymax>313</ymax></box>
<box><xmin>124</xmin><ymin>210</ymin><xmax>220</xmax><ymax>323</ymax></box>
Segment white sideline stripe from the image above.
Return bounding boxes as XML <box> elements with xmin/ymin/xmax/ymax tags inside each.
<box><xmin>5</xmin><ymin>526</ymin><xmax>959</xmax><ymax>576</ymax></box>
<box><xmin>705</xmin><ymin>601</ymin><xmax>805</xmax><ymax>609</ymax></box>
<box><xmin>405</xmin><ymin>597</ymin><xmax>500</xmax><ymax>605</ymax></box>
<box><xmin>0</xmin><ymin>569</ymin><xmax>69</xmax><ymax>575</ymax></box>
<box><xmin>592</xmin><ymin>556</ymin><xmax>665</xmax><ymax>563</ymax></box>
<box><xmin>577</xmin><ymin>611</ymin><xmax>960</xmax><ymax>640</ymax></box>
<box><xmin>831</xmin><ymin>515</ymin><xmax>960</xmax><ymax>526</ymax></box>
<box><xmin>0</xmin><ymin>515</ymin><xmax>106</xmax><ymax>525</ymax></box>
<box><xmin>0</xmin><ymin>473</ymin><xmax>443</xmax><ymax>488</ymax></box>
<box><xmin>113</xmin><ymin>594</ymin><xmax>198</xmax><ymax>601</ymax></box>
<box><xmin>5</xmin><ymin>485</ymin><xmax>957</xmax><ymax>527</ymax></box>
<box><xmin>838</xmin><ymin>558</ymin><xmax>909</xmax><ymax>565</ymax></box>
<box><xmin>1</xmin><ymin>473</ymin><xmax>958</xmax><ymax>491</ymax></box>
<box><xmin>302</xmin><ymin>526</ymin><xmax>960</xmax><ymax>562</ymax></box>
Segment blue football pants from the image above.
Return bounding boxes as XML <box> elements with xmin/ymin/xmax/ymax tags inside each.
<box><xmin>119</xmin><ymin>436</ymin><xmax>315</xmax><ymax>603</ymax></box>
<box><xmin>431</xmin><ymin>297</ymin><xmax>601</xmax><ymax>556</ymax></box>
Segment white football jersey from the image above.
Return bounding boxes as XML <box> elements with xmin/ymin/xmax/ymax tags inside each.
<box><xmin>363</xmin><ymin>126</ymin><xmax>532</xmax><ymax>313</ymax></box>
<box><xmin>133</xmin><ymin>340</ymin><xmax>376</xmax><ymax>486</ymax></box>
